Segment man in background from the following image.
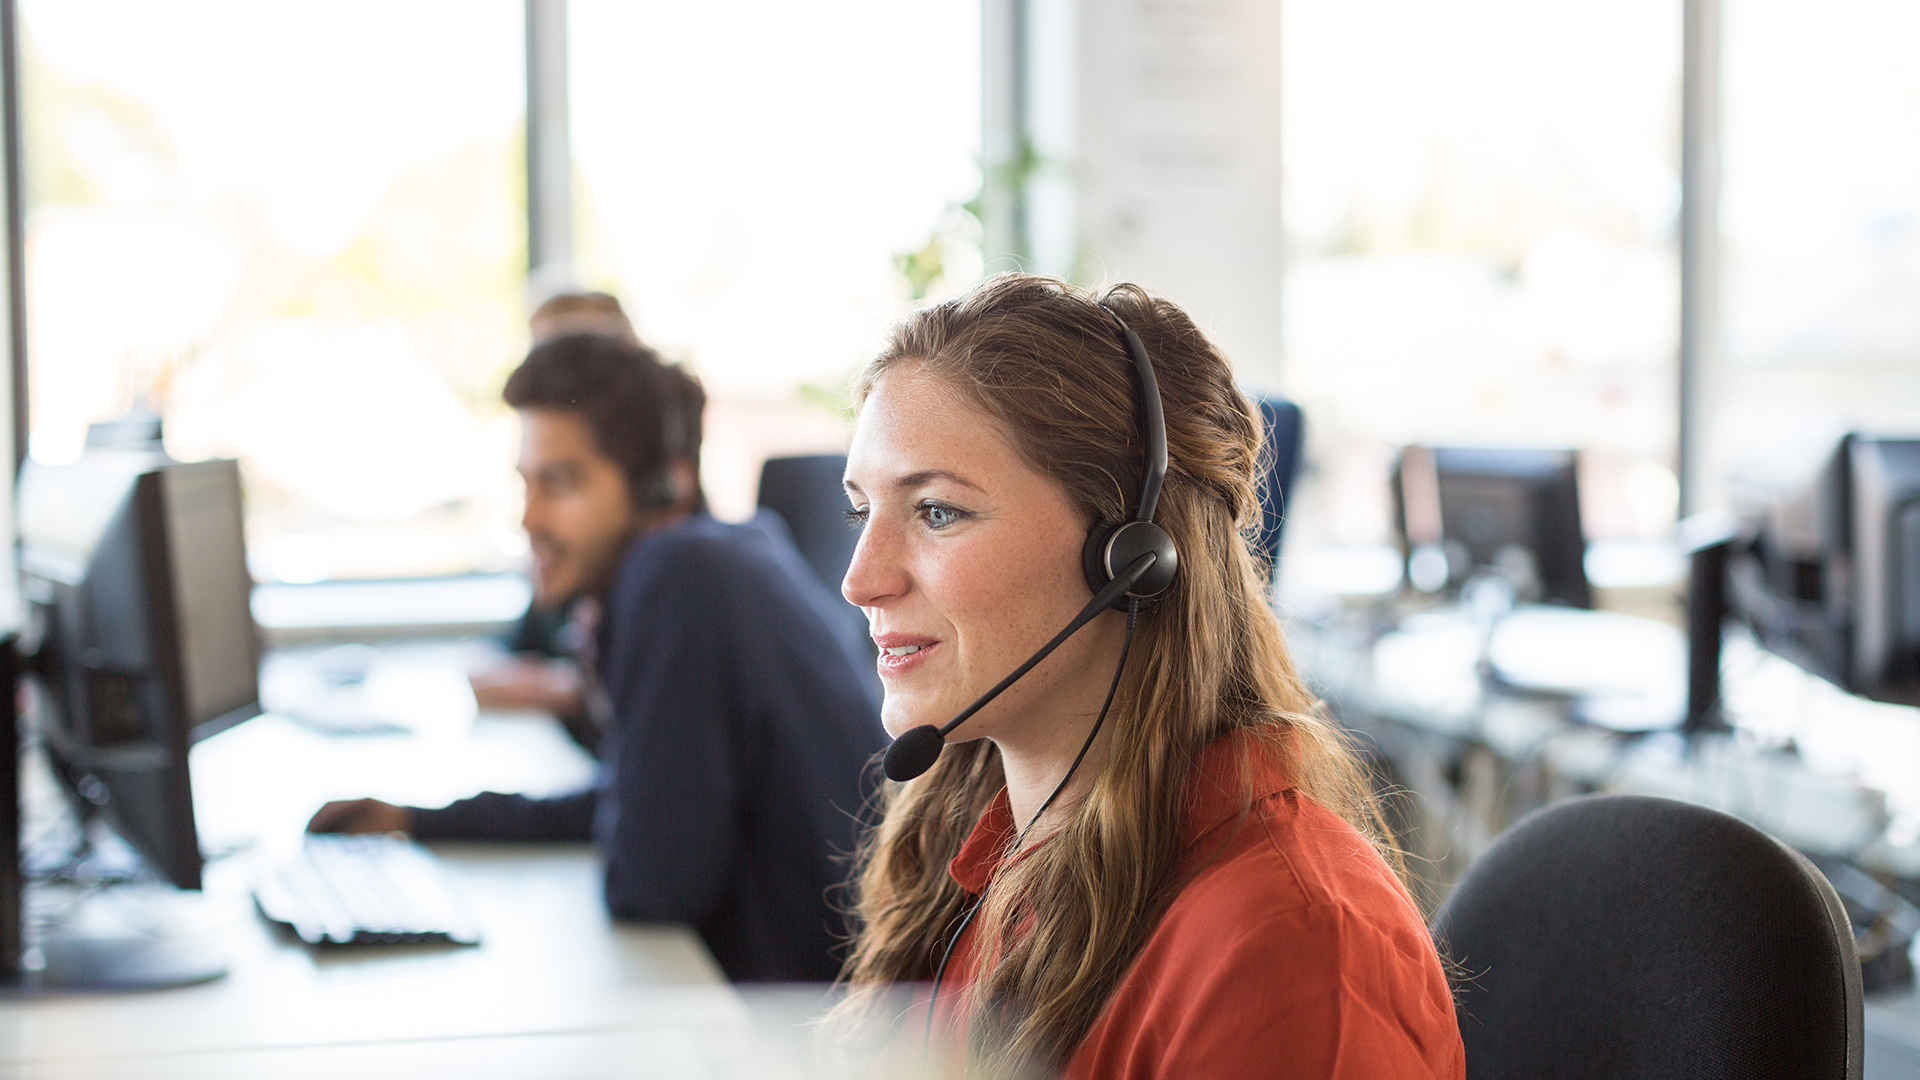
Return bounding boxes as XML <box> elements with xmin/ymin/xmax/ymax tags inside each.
<box><xmin>311</xmin><ymin>332</ymin><xmax>885</xmax><ymax>983</ymax></box>
<box><xmin>469</xmin><ymin>290</ymin><xmax>660</xmax><ymax>739</ymax></box>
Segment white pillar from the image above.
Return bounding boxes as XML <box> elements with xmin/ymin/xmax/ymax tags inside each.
<box><xmin>1678</xmin><ymin>0</ymin><xmax>1721</xmax><ymax>516</ymax></box>
<box><xmin>526</xmin><ymin>0</ymin><xmax>573</xmax><ymax>283</ymax></box>
<box><xmin>1073</xmin><ymin>0</ymin><xmax>1286</xmax><ymax>387</ymax></box>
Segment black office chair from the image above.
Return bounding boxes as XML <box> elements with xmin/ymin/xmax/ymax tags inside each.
<box><xmin>1251</xmin><ymin>396</ymin><xmax>1304</xmax><ymax>577</ymax></box>
<box><xmin>1431</xmin><ymin>794</ymin><xmax>1862</xmax><ymax>1080</ymax></box>
<box><xmin>757</xmin><ymin>452</ymin><xmax>857</xmax><ymax>595</ymax></box>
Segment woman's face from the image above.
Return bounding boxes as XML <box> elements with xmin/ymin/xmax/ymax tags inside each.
<box><xmin>842</xmin><ymin>363</ymin><xmax>1126</xmax><ymax>742</ymax></box>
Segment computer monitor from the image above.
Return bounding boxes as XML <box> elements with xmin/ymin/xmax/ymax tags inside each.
<box><xmin>16</xmin><ymin>454</ymin><xmax>261</xmax><ymax>892</ymax></box>
<box><xmin>1849</xmin><ymin>438</ymin><xmax>1920</xmax><ymax>704</ymax></box>
<box><xmin>1393</xmin><ymin>445</ymin><xmax>1593</xmax><ymax>608</ymax></box>
<box><xmin>1724</xmin><ymin>438</ymin><xmax>1852</xmax><ymax>692</ymax></box>
<box><xmin>1722</xmin><ymin>434</ymin><xmax>1920</xmax><ymax>708</ymax></box>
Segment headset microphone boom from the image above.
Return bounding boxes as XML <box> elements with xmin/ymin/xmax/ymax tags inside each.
<box><xmin>881</xmin><ymin>552</ymin><xmax>1161</xmax><ymax>782</ymax></box>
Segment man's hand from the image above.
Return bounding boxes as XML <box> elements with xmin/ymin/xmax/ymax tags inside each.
<box><xmin>307</xmin><ymin>798</ymin><xmax>413</xmax><ymax>835</ymax></box>
<box><xmin>469</xmin><ymin>657</ymin><xmax>583</xmax><ymax>715</ymax></box>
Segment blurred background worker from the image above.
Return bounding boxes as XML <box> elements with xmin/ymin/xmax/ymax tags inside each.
<box><xmin>310</xmin><ymin>332</ymin><xmax>886</xmax><ymax>983</ymax></box>
<box><xmin>468</xmin><ymin>290</ymin><xmax>654</xmax><ymax>746</ymax></box>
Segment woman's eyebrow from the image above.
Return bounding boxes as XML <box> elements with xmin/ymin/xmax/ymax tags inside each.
<box><xmin>894</xmin><ymin>468</ymin><xmax>986</xmax><ymax>494</ymax></box>
<box><xmin>843</xmin><ymin>468</ymin><xmax>988</xmax><ymax>500</ymax></box>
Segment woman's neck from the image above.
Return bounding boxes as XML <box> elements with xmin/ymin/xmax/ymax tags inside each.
<box><xmin>997</xmin><ymin>700</ymin><xmax>1117</xmax><ymax>840</ymax></box>
<box><xmin>990</xmin><ymin>605</ymin><xmax>1132</xmax><ymax>836</ymax></box>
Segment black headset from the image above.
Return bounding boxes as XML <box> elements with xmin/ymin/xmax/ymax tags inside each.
<box><xmin>880</xmin><ymin>302</ymin><xmax>1179</xmax><ymax>784</ymax></box>
<box><xmin>638</xmin><ymin>364</ymin><xmax>694</xmax><ymax>510</ymax></box>
<box><xmin>1080</xmin><ymin>313</ymin><xmax>1179</xmax><ymax>608</ymax></box>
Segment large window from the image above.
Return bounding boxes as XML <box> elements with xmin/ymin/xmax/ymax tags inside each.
<box><xmin>22</xmin><ymin>1</ymin><xmax>526</xmax><ymax>583</ymax></box>
<box><xmin>1279</xmin><ymin>0</ymin><xmax>1684</xmax><ymax>582</ymax></box>
<box><xmin>1717</xmin><ymin>0</ymin><xmax>1920</xmax><ymax>486</ymax></box>
<box><xmin>568</xmin><ymin>0</ymin><xmax>983</xmax><ymax>518</ymax></box>
<box><xmin>22</xmin><ymin>2</ymin><xmax>983</xmax><ymax>578</ymax></box>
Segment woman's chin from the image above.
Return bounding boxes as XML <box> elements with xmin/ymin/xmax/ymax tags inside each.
<box><xmin>878</xmin><ymin>712</ymin><xmax>922</xmax><ymax>741</ymax></box>
<box><xmin>879</xmin><ymin>697</ymin><xmax>947</xmax><ymax>740</ymax></box>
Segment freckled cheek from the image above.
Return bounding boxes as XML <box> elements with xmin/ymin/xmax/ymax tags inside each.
<box><xmin>918</xmin><ymin>542</ymin><xmax>1074</xmax><ymax>664</ymax></box>
<box><xmin>912</xmin><ymin>546</ymin><xmax>1003</xmax><ymax>635</ymax></box>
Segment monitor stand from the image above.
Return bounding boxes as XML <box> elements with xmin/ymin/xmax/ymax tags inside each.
<box><xmin>1571</xmin><ymin>530</ymin><xmax>1737</xmax><ymax>737</ymax></box>
<box><xmin>0</xmin><ymin>642</ymin><xmax>227</xmax><ymax>994</ymax></box>
<box><xmin>12</xmin><ymin>933</ymin><xmax>226</xmax><ymax>992</ymax></box>
<box><xmin>1682</xmin><ymin>523</ymin><xmax>1737</xmax><ymax>737</ymax></box>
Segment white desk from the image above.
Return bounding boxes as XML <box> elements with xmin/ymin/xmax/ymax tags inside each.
<box><xmin>0</xmin><ymin>846</ymin><xmax>743</xmax><ymax>1079</ymax></box>
<box><xmin>0</xmin><ymin>644</ymin><xmax>761</xmax><ymax>1079</ymax></box>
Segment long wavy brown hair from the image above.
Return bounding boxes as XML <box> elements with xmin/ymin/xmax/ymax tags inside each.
<box><xmin>832</xmin><ymin>275</ymin><xmax>1396</xmax><ymax>1076</ymax></box>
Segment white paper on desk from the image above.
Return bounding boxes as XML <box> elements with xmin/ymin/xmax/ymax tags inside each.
<box><xmin>1488</xmin><ymin>606</ymin><xmax>1686</xmax><ymax>699</ymax></box>
<box><xmin>260</xmin><ymin>649</ymin><xmax>477</xmax><ymax>737</ymax></box>
<box><xmin>1372</xmin><ymin>615</ymin><xmax>1484</xmax><ymax>720</ymax></box>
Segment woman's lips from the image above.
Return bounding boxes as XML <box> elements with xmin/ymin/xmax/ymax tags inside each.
<box><xmin>874</xmin><ymin>637</ymin><xmax>940</xmax><ymax>676</ymax></box>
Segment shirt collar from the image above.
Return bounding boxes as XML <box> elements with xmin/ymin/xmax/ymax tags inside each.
<box><xmin>1182</xmin><ymin>729</ymin><xmax>1294</xmax><ymax>846</ymax></box>
<box><xmin>945</xmin><ymin>729</ymin><xmax>1293</xmax><ymax>895</ymax></box>
<box><xmin>949</xmin><ymin>790</ymin><xmax>1017</xmax><ymax>895</ymax></box>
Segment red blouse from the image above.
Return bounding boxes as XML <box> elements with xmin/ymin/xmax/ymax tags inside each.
<box><xmin>936</xmin><ymin>733</ymin><xmax>1465</xmax><ymax>1079</ymax></box>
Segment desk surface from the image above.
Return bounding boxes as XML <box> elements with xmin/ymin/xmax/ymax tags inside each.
<box><xmin>0</xmin><ymin>846</ymin><xmax>738</xmax><ymax>1078</ymax></box>
<box><xmin>1296</xmin><ymin>604</ymin><xmax>1919</xmax><ymax>866</ymax></box>
<box><xmin>0</xmin><ymin>644</ymin><xmax>757</xmax><ymax>1079</ymax></box>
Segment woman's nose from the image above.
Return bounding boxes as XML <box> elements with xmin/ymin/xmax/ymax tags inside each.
<box><xmin>842</xmin><ymin>519</ymin><xmax>907</xmax><ymax>610</ymax></box>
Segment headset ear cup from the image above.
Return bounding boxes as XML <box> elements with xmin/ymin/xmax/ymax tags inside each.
<box><xmin>1082</xmin><ymin>522</ymin><xmax>1119</xmax><ymax>598</ymax></box>
<box><xmin>1082</xmin><ymin>520</ymin><xmax>1179</xmax><ymax>611</ymax></box>
<box><xmin>1105</xmin><ymin>520</ymin><xmax>1179</xmax><ymax>603</ymax></box>
<box><xmin>639</xmin><ymin>467</ymin><xmax>679</xmax><ymax>511</ymax></box>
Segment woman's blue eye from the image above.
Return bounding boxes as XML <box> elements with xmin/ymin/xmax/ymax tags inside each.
<box><xmin>922</xmin><ymin>502</ymin><xmax>963</xmax><ymax>530</ymax></box>
<box><xmin>843</xmin><ymin>507</ymin><xmax>869</xmax><ymax>530</ymax></box>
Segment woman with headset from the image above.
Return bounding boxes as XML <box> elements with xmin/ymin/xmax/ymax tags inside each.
<box><xmin>833</xmin><ymin>275</ymin><xmax>1462</xmax><ymax>1078</ymax></box>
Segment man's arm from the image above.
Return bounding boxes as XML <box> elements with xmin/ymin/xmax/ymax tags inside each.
<box><xmin>308</xmin><ymin>790</ymin><xmax>596</xmax><ymax>841</ymax></box>
<box><xmin>412</xmin><ymin>790</ymin><xmax>596</xmax><ymax>841</ymax></box>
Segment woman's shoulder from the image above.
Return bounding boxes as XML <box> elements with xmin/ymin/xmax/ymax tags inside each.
<box><xmin>1068</xmin><ymin>792</ymin><xmax>1462</xmax><ymax>1079</ymax></box>
<box><xmin>1175</xmin><ymin>788</ymin><xmax>1432</xmax><ymax>964</ymax></box>
<box><xmin>1172</xmin><ymin>732</ymin><xmax>1427</xmax><ymax>951</ymax></box>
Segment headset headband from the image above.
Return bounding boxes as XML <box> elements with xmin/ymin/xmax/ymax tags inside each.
<box><xmin>1100</xmin><ymin>306</ymin><xmax>1168</xmax><ymax>525</ymax></box>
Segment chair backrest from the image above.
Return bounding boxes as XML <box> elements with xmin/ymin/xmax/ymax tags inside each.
<box><xmin>1252</xmin><ymin>397</ymin><xmax>1304</xmax><ymax>576</ymax></box>
<box><xmin>1431</xmin><ymin>793</ymin><xmax>1862</xmax><ymax>1080</ymax></box>
<box><xmin>757</xmin><ymin>453</ymin><xmax>855</xmax><ymax>595</ymax></box>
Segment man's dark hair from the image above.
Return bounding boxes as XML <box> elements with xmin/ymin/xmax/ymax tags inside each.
<box><xmin>503</xmin><ymin>332</ymin><xmax>706</xmax><ymax>508</ymax></box>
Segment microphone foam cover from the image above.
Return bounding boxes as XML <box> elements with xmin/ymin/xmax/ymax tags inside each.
<box><xmin>883</xmin><ymin>725</ymin><xmax>947</xmax><ymax>783</ymax></box>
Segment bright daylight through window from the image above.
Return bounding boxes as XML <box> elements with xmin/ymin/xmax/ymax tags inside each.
<box><xmin>21</xmin><ymin>0</ymin><xmax>981</xmax><ymax>584</ymax></box>
<box><xmin>1716</xmin><ymin>0</ymin><xmax>1920</xmax><ymax>497</ymax></box>
<box><xmin>1279</xmin><ymin>0</ymin><xmax>1683</xmax><ymax>598</ymax></box>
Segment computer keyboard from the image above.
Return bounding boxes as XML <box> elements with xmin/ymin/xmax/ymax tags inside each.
<box><xmin>255</xmin><ymin>834</ymin><xmax>481</xmax><ymax>947</ymax></box>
